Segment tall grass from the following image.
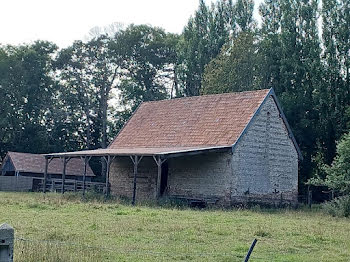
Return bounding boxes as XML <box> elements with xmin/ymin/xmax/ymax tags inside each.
<box><xmin>0</xmin><ymin>192</ymin><xmax>349</xmax><ymax>262</ymax></box>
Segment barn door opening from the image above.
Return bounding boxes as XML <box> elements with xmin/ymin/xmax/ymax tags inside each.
<box><xmin>160</xmin><ymin>161</ymin><xmax>168</xmax><ymax>196</ymax></box>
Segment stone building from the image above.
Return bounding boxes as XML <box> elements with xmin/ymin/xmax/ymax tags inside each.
<box><xmin>46</xmin><ymin>89</ymin><xmax>302</xmax><ymax>205</ymax></box>
<box><xmin>108</xmin><ymin>89</ymin><xmax>302</xmax><ymax>205</ymax></box>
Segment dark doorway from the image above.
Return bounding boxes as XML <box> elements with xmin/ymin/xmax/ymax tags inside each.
<box><xmin>160</xmin><ymin>161</ymin><xmax>168</xmax><ymax>196</ymax></box>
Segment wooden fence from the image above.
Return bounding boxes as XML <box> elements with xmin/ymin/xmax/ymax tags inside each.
<box><xmin>0</xmin><ymin>176</ymin><xmax>33</xmax><ymax>192</ymax></box>
<box><xmin>33</xmin><ymin>178</ymin><xmax>105</xmax><ymax>193</ymax></box>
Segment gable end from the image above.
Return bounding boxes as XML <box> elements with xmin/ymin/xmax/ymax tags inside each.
<box><xmin>232</xmin><ymin>88</ymin><xmax>302</xmax><ymax>160</ymax></box>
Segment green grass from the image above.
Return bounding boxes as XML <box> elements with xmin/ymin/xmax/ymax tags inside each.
<box><xmin>0</xmin><ymin>192</ymin><xmax>349</xmax><ymax>261</ymax></box>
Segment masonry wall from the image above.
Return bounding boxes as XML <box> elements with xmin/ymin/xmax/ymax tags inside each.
<box><xmin>109</xmin><ymin>152</ymin><xmax>232</xmax><ymax>203</ymax></box>
<box><xmin>109</xmin><ymin>156</ymin><xmax>158</xmax><ymax>200</ymax></box>
<box><xmin>231</xmin><ymin>95</ymin><xmax>299</xmax><ymax>204</ymax></box>
<box><xmin>167</xmin><ymin>152</ymin><xmax>232</xmax><ymax>204</ymax></box>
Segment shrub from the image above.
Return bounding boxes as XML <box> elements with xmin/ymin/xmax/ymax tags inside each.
<box><xmin>322</xmin><ymin>196</ymin><xmax>350</xmax><ymax>217</ymax></box>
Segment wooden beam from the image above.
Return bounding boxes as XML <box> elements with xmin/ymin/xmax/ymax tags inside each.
<box><xmin>43</xmin><ymin>157</ymin><xmax>49</xmax><ymax>193</ymax></box>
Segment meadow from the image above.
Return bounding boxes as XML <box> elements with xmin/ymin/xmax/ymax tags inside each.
<box><xmin>0</xmin><ymin>192</ymin><xmax>349</xmax><ymax>261</ymax></box>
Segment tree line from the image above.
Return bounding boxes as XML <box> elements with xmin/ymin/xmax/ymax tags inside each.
<box><xmin>1</xmin><ymin>0</ymin><xmax>350</xmax><ymax>195</ymax></box>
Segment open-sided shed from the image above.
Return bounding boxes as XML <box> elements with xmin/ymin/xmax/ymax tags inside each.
<box><xmin>1</xmin><ymin>151</ymin><xmax>94</xmax><ymax>181</ymax></box>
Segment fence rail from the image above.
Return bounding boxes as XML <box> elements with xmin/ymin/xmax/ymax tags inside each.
<box><xmin>34</xmin><ymin>178</ymin><xmax>105</xmax><ymax>193</ymax></box>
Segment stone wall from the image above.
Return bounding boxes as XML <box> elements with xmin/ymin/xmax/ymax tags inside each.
<box><xmin>167</xmin><ymin>152</ymin><xmax>232</xmax><ymax>203</ymax></box>
<box><xmin>231</xmin><ymin>95</ymin><xmax>299</xmax><ymax>204</ymax></box>
<box><xmin>109</xmin><ymin>156</ymin><xmax>157</xmax><ymax>200</ymax></box>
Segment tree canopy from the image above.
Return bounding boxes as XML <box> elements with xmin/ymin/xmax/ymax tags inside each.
<box><xmin>1</xmin><ymin>0</ymin><xmax>350</xmax><ymax>196</ymax></box>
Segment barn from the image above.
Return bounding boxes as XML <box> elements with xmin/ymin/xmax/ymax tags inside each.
<box><xmin>46</xmin><ymin>89</ymin><xmax>302</xmax><ymax>205</ymax></box>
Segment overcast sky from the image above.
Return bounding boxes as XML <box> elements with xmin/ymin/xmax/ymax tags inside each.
<box><xmin>0</xmin><ymin>0</ymin><xmax>263</xmax><ymax>48</ymax></box>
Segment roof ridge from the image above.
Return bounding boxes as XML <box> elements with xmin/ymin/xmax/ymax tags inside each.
<box><xmin>141</xmin><ymin>88</ymin><xmax>271</xmax><ymax>105</ymax></box>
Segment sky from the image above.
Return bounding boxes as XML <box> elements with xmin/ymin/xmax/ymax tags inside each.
<box><xmin>0</xmin><ymin>0</ymin><xmax>263</xmax><ymax>48</ymax></box>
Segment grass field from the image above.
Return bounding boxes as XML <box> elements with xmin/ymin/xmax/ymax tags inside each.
<box><xmin>0</xmin><ymin>192</ymin><xmax>349</xmax><ymax>262</ymax></box>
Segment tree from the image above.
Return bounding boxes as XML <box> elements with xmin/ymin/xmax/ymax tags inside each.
<box><xmin>313</xmin><ymin>0</ymin><xmax>350</xmax><ymax>165</ymax></box>
<box><xmin>177</xmin><ymin>0</ymin><xmax>252</xmax><ymax>96</ymax></box>
<box><xmin>258</xmin><ymin>0</ymin><xmax>323</xmax><ymax>186</ymax></box>
<box><xmin>0</xmin><ymin>41</ymin><xmax>58</xmax><ymax>157</ymax></box>
<box><xmin>56</xmin><ymin>35</ymin><xmax>122</xmax><ymax>150</ymax></box>
<box><xmin>113</xmin><ymin>24</ymin><xmax>178</xmax><ymax>111</ymax></box>
<box><xmin>234</xmin><ymin>0</ymin><xmax>255</xmax><ymax>32</ymax></box>
<box><xmin>314</xmin><ymin>131</ymin><xmax>350</xmax><ymax>194</ymax></box>
<box><xmin>201</xmin><ymin>32</ymin><xmax>261</xmax><ymax>94</ymax></box>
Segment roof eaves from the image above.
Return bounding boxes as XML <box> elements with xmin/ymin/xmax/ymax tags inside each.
<box><xmin>160</xmin><ymin>145</ymin><xmax>232</xmax><ymax>158</ymax></box>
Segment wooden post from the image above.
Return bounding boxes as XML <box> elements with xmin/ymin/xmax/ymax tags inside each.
<box><xmin>131</xmin><ymin>155</ymin><xmax>143</xmax><ymax>206</ymax></box>
<box><xmin>280</xmin><ymin>192</ymin><xmax>283</xmax><ymax>207</ymax></box>
<box><xmin>156</xmin><ymin>157</ymin><xmax>162</xmax><ymax>199</ymax></box>
<box><xmin>132</xmin><ymin>155</ymin><xmax>138</xmax><ymax>206</ymax></box>
<box><xmin>43</xmin><ymin>157</ymin><xmax>49</xmax><ymax>193</ymax></box>
<box><xmin>105</xmin><ymin>156</ymin><xmax>111</xmax><ymax>198</ymax></box>
<box><xmin>0</xmin><ymin>223</ymin><xmax>14</xmax><ymax>262</ymax></box>
<box><xmin>82</xmin><ymin>157</ymin><xmax>88</xmax><ymax>196</ymax></box>
<box><xmin>307</xmin><ymin>186</ymin><xmax>312</xmax><ymax>208</ymax></box>
<box><xmin>61</xmin><ymin>157</ymin><xmax>67</xmax><ymax>194</ymax></box>
<box><xmin>153</xmin><ymin>156</ymin><xmax>166</xmax><ymax>199</ymax></box>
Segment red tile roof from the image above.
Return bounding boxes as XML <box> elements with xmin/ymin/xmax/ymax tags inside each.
<box><xmin>6</xmin><ymin>152</ymin><xmax>95</xmax><ymax>176</ymax></box>
<box><xmin>110</xmin><ymin>89</ymin><xmax>270</xmax><ymax>149</ymax></box>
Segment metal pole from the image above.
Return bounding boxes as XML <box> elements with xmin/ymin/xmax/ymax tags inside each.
<box><xmin>43</xmin><ymin>157</ymin><xmax>49</xmax><ymax>193</ymax></box>
<box><xmin>244</xmin><ymin>239</ymin><xmax>258</xmax><ymax>262</ymax></box>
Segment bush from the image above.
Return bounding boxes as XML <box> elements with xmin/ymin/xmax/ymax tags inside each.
<box><xmin>322</xmin><ymin>196</ymin><xmax>350</xmax><ymax>217</ymax></box>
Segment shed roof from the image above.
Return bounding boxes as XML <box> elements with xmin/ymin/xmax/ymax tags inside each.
<box><xmin>4</xmin><ymin>152</ymin><xmax>95</xmax><ymax>176</ymax></box>
<box><xmin>45</xmin><ymin>146</ymin><xmax>231</xmax><ymax>158</ymax></box>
